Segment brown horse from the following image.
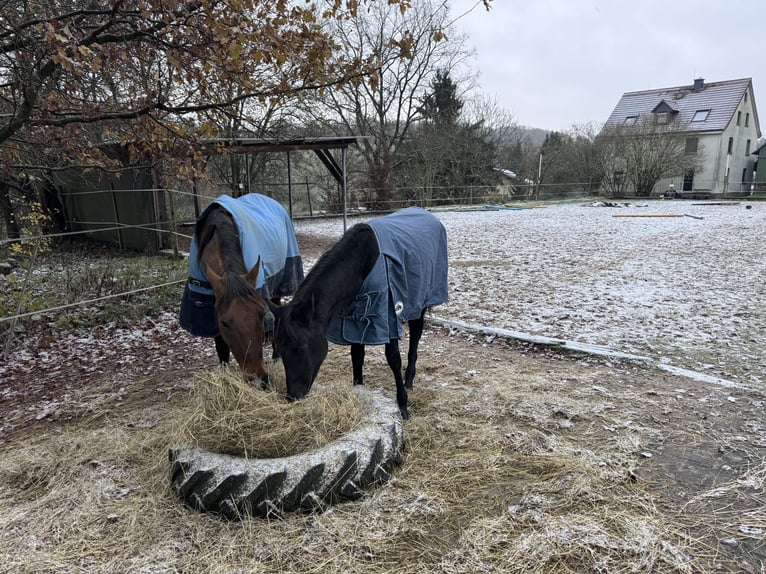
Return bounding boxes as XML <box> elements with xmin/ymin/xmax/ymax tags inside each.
<box><xmin>198</xmin><ymin>207</ymin><xmax>272</xmax><ymax>382</ymax></box>
<box><xmin>179</xmin><ymin>193</ymin><xmax>303</xmax><ymax>384</ymax></box>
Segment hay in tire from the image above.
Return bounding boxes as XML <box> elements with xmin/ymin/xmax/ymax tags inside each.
<box><xmin>168</xmin><ymin>368</ymin><xmax>405</xmax><ymax>519</ymax></box>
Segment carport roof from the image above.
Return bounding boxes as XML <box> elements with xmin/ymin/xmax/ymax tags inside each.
<box><xmin>201</xmin><ymin>135</ymin><xmax>368</xmax><ymax>153</ymax></box>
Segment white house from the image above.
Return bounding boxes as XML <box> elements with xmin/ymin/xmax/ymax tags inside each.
<box><xmin>604</xmin><ymin>77</ymin><xmax>761</xmax><ymax>197</ymax></box>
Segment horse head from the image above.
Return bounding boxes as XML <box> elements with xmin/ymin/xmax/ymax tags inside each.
<box><xmin>206</xmin><ymin>257</ymin><xmax>272</xmax><ymax>384</ymax></box>
<box><xmin>271</xmin><ymin>297</ymin><xmax>328</xmax><ymax>401</ymax></box>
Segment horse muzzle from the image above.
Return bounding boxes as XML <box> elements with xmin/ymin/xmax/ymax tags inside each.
<box><xmin>285</xmin><ymin>383</ymin><xmax>310</xmax><ymax>402</ymax></box>
<box><xmin>244</xmin><ymin>371</ymin><xmax>270</xmax><ymax>389</ymax></box>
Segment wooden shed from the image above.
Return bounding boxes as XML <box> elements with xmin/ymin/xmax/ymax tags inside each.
<box><xmin>54</xmin><ymin>136</ymin><xmax>365</xmax><ymax>252</ymax></box>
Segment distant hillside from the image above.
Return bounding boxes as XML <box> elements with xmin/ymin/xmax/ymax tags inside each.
<box><xmin>521</xmin><ymin>126</ymin><xmax>550</xmax><ymax>147</ymax></box>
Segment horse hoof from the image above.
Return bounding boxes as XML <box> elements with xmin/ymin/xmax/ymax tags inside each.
<box><xmin>169</xmin><ymin>387</ymin><xmax>405</xmax><ymax>519</ymax></box>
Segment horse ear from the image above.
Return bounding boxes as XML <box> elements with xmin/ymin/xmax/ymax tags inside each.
<box><xmin>205</xmin><ymin>264</ymin><xmax>223</xmax><ymax>292</ymax></box>
<box><xmin>244</xmin><ymin>256</ymin><xmax>262</xmax><ymax>287</ymax></box>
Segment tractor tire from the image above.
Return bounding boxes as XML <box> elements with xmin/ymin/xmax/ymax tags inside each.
<box><xmin>168</xmin><ymin>386</ymin><xmax>405</xmax><ymax>519</ymax></box>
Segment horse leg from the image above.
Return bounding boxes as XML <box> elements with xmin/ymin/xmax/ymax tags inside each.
<box><xmin>384</xmin><ymin>339</ymin><xmax>408</xmax><ymax>420</ymax></box>
<box><xmin>404</xmin><ymin>310</ymin><xmax>426</xmax><ymax>390</ymax></box>
<box><xmin>351</xmin><ymin>343</ymin><xmax>365</xmax><ymax>386</ymax></box>
<box><xmin>214</xmin><ymin>335</ymin><xmax>230</xmax><ymax>365</ymax></box>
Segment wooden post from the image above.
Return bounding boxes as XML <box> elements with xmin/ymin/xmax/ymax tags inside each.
<box><xmin>166</xmin><ymin>188</ymin><xmax>179</xmax><ymax>257</ymax></box>
<box><xmin>152</xmin><ymin>168</ymin><xmax>169</xmax><ymax>250</ymax></box>
<box><xmin>109</xmin><ymin>182</ymin><xmax>123</xmax><ymax>250</ymax></box>
<box><xmin>246</xmin><ymin>155</ymin><xmax>251</xmax><ymax>194</ymax></box>
<box><xmin>342</xmin><ymin>148</ymin><xmax>347</xmax><ymax>232</ymax></box>
<box><xmin>193</xmin><ymin>178</ymin><xmax>201</xmax><ymax>219</ymax></box>
<box><xmin>287</xmin><ymin>151</ymin><xmax>294</xmax><ymax>219</ymax></box>
<box><xmin>305</xmin><ymin>176</ymin><xmax>313</xmax><ymax>217</ymax></box>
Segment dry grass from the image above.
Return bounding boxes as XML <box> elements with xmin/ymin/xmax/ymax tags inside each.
<box><xmin>1</xmin><ymin>332</ymin><xmax>765</xmax><ymax>573</ymax></box>
<box><xmin>175</xmin><ymin>365</ymin><xmax>364</xmax><ymax>458</ymax></box>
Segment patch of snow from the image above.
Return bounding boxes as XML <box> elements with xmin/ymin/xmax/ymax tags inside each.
<box><xmin>295</xmin><ymin>200</ymin><xmax>766</xmax><ymax>391</ymax></box>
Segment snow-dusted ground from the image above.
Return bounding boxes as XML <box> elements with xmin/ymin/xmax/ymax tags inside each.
<box><xmin>294</xmin><ymin>200</ymin><xmax>766</xmax><ymax>390</ymax></box>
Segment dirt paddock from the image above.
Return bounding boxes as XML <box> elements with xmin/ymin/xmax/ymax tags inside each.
<box><xmin>1</xmin><ymin>322</ymin><xmax>765</xmax><ymax>573</ymax></box>
<box><xmin>2</xmin><ymin>200</ymin><xmax>765</xmax><ymax>572</ymax></box>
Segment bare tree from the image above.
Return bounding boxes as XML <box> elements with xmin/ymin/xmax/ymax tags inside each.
<box><xmin>565</xmin><ymin>122</ymin><xmax>607</xmax><ymax>194</ymax></box>
<box><xmin>0</xmin><ymin>0</ymin><xmax>411</xmax><ymax>241</ymax></box>
<box><xmin>301</xmin><ymin>0</ymin><xmax>472</xmax><ymax>208</ymax></box>
<box><xmin>598</xmin><ymin>118</ymin><xmax>703</xmax><ymax>197</ymax></box>
<box><xmin>201</xmin><ymin>92</ymin><xmax>295</xmax><ymax>197</ymax></box>
<box><xmin>463</xmin><ymin>94</ymin><xmax>524</xmax><ymax>169</ymax></box>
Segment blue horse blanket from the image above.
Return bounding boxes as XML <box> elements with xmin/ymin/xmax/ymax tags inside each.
<box><xmin>179</xmin><ymin>193</ymin><xmax>303</xmax><ymax>338</ymax></box>
<box><xmin>327</xmin><ymin>207</ymin><xmax>448</xmax><ymax>345</ymax></box>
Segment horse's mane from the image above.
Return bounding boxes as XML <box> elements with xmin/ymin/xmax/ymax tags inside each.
<box><xmin>196</xmin><ymin>205</ymin><xmax>260</xmax><ymax>307</ymax></box>
<box><xmin>195</xmin><ymin>206</ymin><xmax>248</xmax><ymax>276</ymax></box>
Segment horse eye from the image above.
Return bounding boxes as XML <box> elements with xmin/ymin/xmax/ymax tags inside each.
<box><xmin>220</xmin><ymin>319</ymin><xmax>231</xmax><ymax>329</ymax></box>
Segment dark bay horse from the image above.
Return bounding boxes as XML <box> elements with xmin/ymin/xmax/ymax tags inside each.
<box><xmin>179</xmin><ymin>193</ymin><xmax>303</xmax><ymax>384</ymax></box>
<box><xmin>271</xmin><ymin>207</ymin><xmax>448</xmax><ymax>419</ymax></box>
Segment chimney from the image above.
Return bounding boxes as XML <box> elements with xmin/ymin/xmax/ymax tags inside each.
<box><xmin>693</xmin><ymin>78</ymin><xmax>705</xmax><ymax>92</ymax></box>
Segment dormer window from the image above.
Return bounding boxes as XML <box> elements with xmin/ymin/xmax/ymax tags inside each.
<box><xmin>650</xmin><ymin>100</ymin><xmax>679</xmax><ymax>126</ymax></box>
<box><xmin>624</xmin><ymin>116</ymin><xmax>638</xmax><ymax>125</ymax></box>
<box><xmin>691</xmin><ymin>109</ymin><xmax>710</xmax><ymax>122</ymax></box>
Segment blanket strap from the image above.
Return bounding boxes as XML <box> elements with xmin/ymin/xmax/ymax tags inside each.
<box><xmin>188</xmin><ymin>277</ymin><xmax>212</xmax><ymax>289</ymax></box>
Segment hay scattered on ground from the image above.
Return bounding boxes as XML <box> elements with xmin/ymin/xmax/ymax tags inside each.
<box><xmin>1</xmin><ymin>333</ymin><xmax>766</xmax><ymax>573</ymax></box>
<box><xmin>174</xmin><ymin>364</ymin><xmax>364</xmax><ymax>459</ymax></box>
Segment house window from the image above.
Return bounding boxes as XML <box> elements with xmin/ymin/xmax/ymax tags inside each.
<box><xmin>745</xmin><ymin>93</ymin><xmax>748</xmax><ymax>103</ymax></box>
<box><xmin>655</xmin><ymin>112</ymin><xmax>668</xmax><ymax>124</ymax></box>
<box><xmin>728</xmin><ymin>137</ymin><xmax>734</xmax><ymax>154</ymax></box>
<box><xmin>691</xmin><ymin>109</ymin><xmax>710</xmax><ymax>122</ymax></box>
<box><xmin>745</xmin><ymin>113</ymin><xmax>750</xmax><ymax>127</ymax></box>
<box><xmin>737</xmin><ymin>111</ymin><xmax>742</xmax><ymax>126</ymax></box>
<box><xmin>685</xmin><ymin>137</ymin><xmax>698</xmax><ymax>153</ymax></box>
<box><xmin>742</xmin><ymin>168</ymin><xmax>747</xmax><ymax>183</ymax></box>
<box><xmin>624</xmin><ymin>116</ymin><xmax>638</xmax><ymax>125</ymax></box>
<box><xmin>746</xmin><ymin>140</ymin><xmax>751</xmax><ymax>155</ymax></box>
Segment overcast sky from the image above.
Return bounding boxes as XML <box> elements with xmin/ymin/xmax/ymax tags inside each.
<box><xmin>449</xmin><ymin>0</ymin><xmax>765</xmax><ymax>132</ymax></box>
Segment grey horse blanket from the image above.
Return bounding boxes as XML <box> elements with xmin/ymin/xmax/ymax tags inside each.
<box><xmin>327</xmin><ymin>207</ymin><xmax>448</xmax><ymax>345</ymax></box>
<box><xmin>179</xmin><ymin>193</ymin><xmax>303</xmax><ymax>338</ymax></box>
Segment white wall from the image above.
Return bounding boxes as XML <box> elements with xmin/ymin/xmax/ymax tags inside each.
<box><xmin>655</xmin><ymin>85</ymin><xmax>760</xmax><ymax>196</ymax></box>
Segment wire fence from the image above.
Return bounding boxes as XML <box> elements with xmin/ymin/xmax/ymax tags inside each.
<box><xmin>0</xmin><ymin>181</ymin><xmax>629</xmax><ymax>345</ymax></box>
<box><xmin>1</xmin><ymin>183</ymin><xmax>594</xmax><ymax>244</ymax></box>
<box><xmin>3</xmin><ymin>175</ymin><xmax>763</xmax><ymax>357</ymax></box>
<box><xmin>3</xmin><ymin>280</ymin><xmax>185</xmax><ymax>323</ymax></box>
<box><xmin>0</xmin><ymin>184</ymin><xmax>195</xmax><ymax>353</ymax></box>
